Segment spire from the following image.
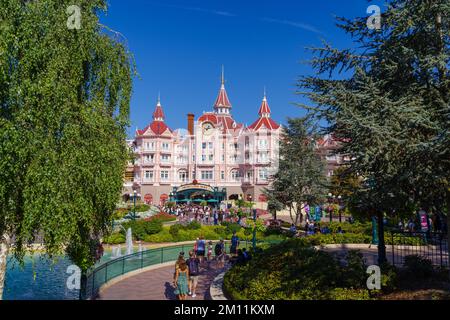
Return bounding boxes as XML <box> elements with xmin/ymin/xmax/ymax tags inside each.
<box><xmin>153</xmin><ymin>95</ymin><xmax>165</xmax><ymax>121</ymax></box>
<box><xmin>258</xmin><ymin>88</ymin><xmax>271</xmax><ymax>117</ymax></box>
<box><xmin>214</xmin><ymin>66</ymin><xmax>232</xmax><ymax>112</ymax></box>
<box><xmin>221</xmin><ymin>65</ymin><xmax>225</xmax><ymax>87</ymax></box>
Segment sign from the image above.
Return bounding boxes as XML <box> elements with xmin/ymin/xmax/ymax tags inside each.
<box><xmin>371</xmin><ymin>216</ymin><xmax>378</xmax><ymax>245</ymax></box>
<box><xmin>177</xmin><ymin>183</ymin><xmax>214</xmax><ymax>193</ymax></box>
<box><xmin>419</xmin><ymin>210</ymin><xmax>429</xmax><ymax>232</ymax></box>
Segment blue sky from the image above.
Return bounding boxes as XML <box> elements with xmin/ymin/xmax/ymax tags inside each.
<box><xmin>99</xmin><ymin>0</ymin><xmax>378</xmax><ymax>137</ymax></box>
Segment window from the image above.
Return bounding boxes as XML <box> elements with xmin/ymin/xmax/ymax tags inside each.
<box><xmin>162</xmin><ymin>142</ymin><xmax>170</xmax><ymax>150</ymax></box>
<box><xmin>161</xmin><ymin>154</ymin><xmax>170</xmax><ymax>162</ymax></box>
<box><xmin>202</xmin><ymin>142</ymin><xmax>207</xmax><ymax>149</ymax></box>
<box><xmin>179</xmin><ymin>171</ymin><xmax>187</xmax><ymax>182</ymax></box>
<box><xmin>231</xmin><ymin>170</ymin><xmax>240</xmax><ymax>181</ymax></box>
<box><xmin>221</xmin><ymin>154</ymin><xmax>225</xmax><ymax>162</ymax></box>
<box><xmin>201</xmin><ymin>171</ymin><xmax>213</xmax><ymax>180</ymax></box>
<box><xmin>160</xmin><ymin>171</ymin><xmax>169</xmax><ymax>180</ymax></box>
<box><xmin>258</xmin><ymin>152</ymin><xmax>268</xmax><ymax>163</ymax></box>
<box><xmin>208</xmin><ymin>142</ymin><xmax>213</xmax><ymax>149</ymax></box>
<box><xmin>221</xmin><ymin>171</ymin><xmax>225</xmax><ymax>180</ymax></box>
<box><xmin>258</xmin><ymin>139</ymin><xmax>268</xmax><ymax>149</ymax></box>
<box><xmin>144</xmin><ymin>170</ymin><xmax>154</xmax><ymax>181</ymax></box>
<box><xmin>208</xmin><ymin>154</ymin><xmax>213</xmax><ymax>161</ymax></box>
<box><xmin>202</xmin><ymin>154</ymin><xmax>206</xmax><ymax>162</ymax></box>
<box><xmin>222</xmin><ymin>143</ymin><xmax>225</xmax><ymax>150</ymax></box>
<box><xmin>259</xmin><ymin>168</ymin><xmax>268</xmax><ymax>180</ymax></box>
<box><xmin>144</xmin><ymin>154</ymin><xmax>154</xmax><ymax>163</ymax></box>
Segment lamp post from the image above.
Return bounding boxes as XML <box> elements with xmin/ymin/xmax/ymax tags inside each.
<box><xmin>132</xmin><ymin>190</ymin><xmax>137</xmax><ymax>221</ymax></box>
<box><xmin>249</xmin><ymin>196</ymin><xmax>257</xmax><ymax>250</ymax></box>
<box><xmin>328</xmin><ymin>193</ymin><xmax>333</xmax><ymax>223</ymax></box>
<box><xmin>338</xmin><ymin>195</ymin><xmax>343</xmax><ymax>223</ymax></box>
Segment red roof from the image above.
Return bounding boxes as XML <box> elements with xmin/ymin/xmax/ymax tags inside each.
<box><xmin>248</xmin><ymin>117</ymin><xmax>280</xmax><ymax>131</ymax></box>
<box><xmin>198</xmin><ymin>113</ymin><xmax>242</xmax><ymax>133</ymax></box>
<box><xmin>258</xmin><ymin>96</ymin><xmax>271</xmax><ymax>115</ymax></box>
<box><xmin>214</xmin><ymin>84</ymin><xmax>232</xmax><ymax>108</ymax></box>
<box><xmin>136</xmin><ymin>100</ymin><xmax>171</xmax><ymax>136</ymax></box>
<box><xmin>198</xmin><ymin>113</ymin><xmax>218</xmax><ymax>124</ymax></box>
<box><xmin>153</xmin><ymin>103</ymin><xmax>164</xmax><ymax>120</ymax></box>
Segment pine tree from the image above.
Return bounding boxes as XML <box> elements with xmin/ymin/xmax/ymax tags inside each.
<box><xmin>267</xmin><ymin>117</ymin><xmax>327</xmax><ymax>225</ymax></box>
<box><xmin>298</xmin><ymin>0</ymin><xmax>449</xmax><ymax>264</ymax></box>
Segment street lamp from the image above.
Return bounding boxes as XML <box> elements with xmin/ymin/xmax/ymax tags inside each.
<box><xmin>338</xmin><ymin>195</ymin><xmax>343</xmax><ymax>223</ymax></box>
<box><xmin>132</xmin><ymin>190</ymin><xmax>137</xmax><ymax>221</ymax></box>
<box><xmin>328</xmin><ymin>193</ymin><xmax>333</xmax><ymax>223</ymax></box>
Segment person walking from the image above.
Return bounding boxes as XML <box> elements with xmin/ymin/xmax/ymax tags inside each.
<box><xmin>215</xmin><ymin>239</ymin><xmax>225</xmax><ymax>268</ymax></box>
<box><xmin>196</xmin><ymin>236</ymin><xmax>206</xmax><ymax>263</ymax></box>
<box><xmin>186</xmin><ymin>251</ymin><xmax>200</xmax><ymax>298</ymax></box>
<box><xmin>230</xmin><ymin>231</ymin><xmax>239</xmax><ymax>257</ymax></box>
<box><xmin>174</xmin><ymin>260</ymin><xmax>189</xmax><ymax>300</ymax></box>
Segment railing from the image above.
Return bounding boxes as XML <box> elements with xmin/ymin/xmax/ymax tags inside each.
<box><xmin>81</xmin><ymin>240</ymin><xmax>281</xmax><ymax>300</ymax></box>
<box><xmin>390</xmin><ymin>231</ymin><xmax>448</xmax><ymax>268</ymax></box>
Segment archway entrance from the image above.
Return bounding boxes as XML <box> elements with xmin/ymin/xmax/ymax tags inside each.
<box><xmin>171</xmin><ymin>182</ymin><xmax>226</xmax><ymax>207</ymax></box>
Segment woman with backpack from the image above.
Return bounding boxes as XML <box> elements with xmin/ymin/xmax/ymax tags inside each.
<box><xmin>186</xmin><ymin>250</ymin><xmax>200</xmax><ymax>298</ymax></box>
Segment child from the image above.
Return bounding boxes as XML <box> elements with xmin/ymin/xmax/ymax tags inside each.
<box><xmin>207</xmin><ymin>241</ymin><xmax>213</xmax><ymax>262</ymax></box>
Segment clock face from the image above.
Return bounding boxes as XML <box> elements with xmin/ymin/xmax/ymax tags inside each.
<box><xmin>202</xmin><ymin>122</ymin><xmax>214</xmax><ymax>135</ymax></box>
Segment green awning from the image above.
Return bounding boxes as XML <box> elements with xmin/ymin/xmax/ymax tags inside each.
<box><xmin>207</xmin><ymin>199</ymin><xmax>219</xmax><ymax>202</ymax></box>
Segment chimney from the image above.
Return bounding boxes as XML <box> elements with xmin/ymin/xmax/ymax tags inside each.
<box><xmin>187</xmin><ymin>113</ymin><xmax>195</xmax><ymax>135</ymax></box>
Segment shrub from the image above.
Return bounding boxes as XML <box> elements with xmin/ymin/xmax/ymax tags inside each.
<box><xmin>103</xmin><ymin>233</ymin><xmax>125</xmax><ymax>244</ymax></box>
<box><xmin>223</xmin><ymin>239</ymin><xmax>370</xmax><ymax>300</ymax></box>
<box><xmin>169</xmin><ymin>223</ymin><xmax>183</xmax><ymax>239</ymax></box>
<box><xmin>144</xmin><ymin>228</ymin><xmax>174</xmax><ymax>243</ymax></box>
<box><xmin>149</xmin><ymin>212</ymin><xmax>176</xmax><ymax>223</ymax></box>
<box><xmin>340</xmin><ymin>250</ymin><xmax>367</xmax><ymax>288</ymax></box>
<box><xmin>135</xmin><ymin>204</ymin><xmax>151</xmax><ymax>212</ymax></box>
<box><xmin>379</xmin><ymin>262</ymin><xmax>398</xmax><ymax>292</ymax></box>
<box><xmin>186</xmin><ymin>221</ymin><xmax>201</xmax><ymax>230</ymax></box>
<box><xmin>403</xmin><ymin>255</ymin><xmax>434</xmax><ymax>279</ymax></box>
<box><xmin>329</xmin><ymin>288</ymin><xmax>372</xmax><ymax>300</ymax></box>
<box><xmin>122</xmin><ymin>219</ymin><xmax>163</xmax><ymax>240</ymax></box>
<box><xmin>223</xmin><ymin>222</ymin><xmax>242</xmax><ymax>235</ymax></box>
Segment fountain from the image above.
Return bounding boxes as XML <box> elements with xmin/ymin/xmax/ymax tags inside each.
<box><xmin>126</xmin><ymin>228</ymin><xmax>133</xmax><ymax>255</ymax></box>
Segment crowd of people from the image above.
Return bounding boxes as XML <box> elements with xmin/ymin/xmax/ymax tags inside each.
<box><xmin>163</xmin><ymin>203</ymin><xmax>248</xmax><ymax>226</ymax></box>
<box><xmin>171</xmin><ymin>231</ymin><xmax>251</xmax><ymax>300</ymax></box>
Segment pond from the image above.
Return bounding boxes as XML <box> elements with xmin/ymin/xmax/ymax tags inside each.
<box><xmin>3</xmin><ymin>247</ymin><xmax>141</xmax><ymax>300</ymax></box>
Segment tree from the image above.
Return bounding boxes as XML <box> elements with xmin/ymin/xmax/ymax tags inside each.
<box><xmin>0</xmin><ymin>0</ymin><xmax>135</xmax><ymax>299</ymax></box>
<box><xmin>298</xmin><ymin>0</ymin><xmax>449</xmax><ymax>264</ymax></box>
<box><xmin>268</xmin><ymin>117</ymin><xmax>327</xmax><ymax>225</ymax></box>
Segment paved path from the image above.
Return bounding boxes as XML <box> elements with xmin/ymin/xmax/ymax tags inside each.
<box><xmin>97</xmin><ymin>260</ymin><xmax>227</xmax><ymax>300</ymax></box>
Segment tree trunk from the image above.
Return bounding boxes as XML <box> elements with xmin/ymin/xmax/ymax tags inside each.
<box><xmin>0</xmin><ymin>233</ymin><xmax>11</xmax><ymax>300</ymax></box>
<box><xmin>377</xmin><ymin>211</ymin><xmax>387</xmax><ymax>265</ymax></box>
<box><xmin>446</xmin><ymin>189</ymin><xmax>450</xmax><ymax>279</ymax></box>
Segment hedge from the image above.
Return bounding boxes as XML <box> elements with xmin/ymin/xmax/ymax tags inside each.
<box><xmin>223</xmin><ymin>240</ymin><xmax>373</xmax><ymax>300</ymax></box>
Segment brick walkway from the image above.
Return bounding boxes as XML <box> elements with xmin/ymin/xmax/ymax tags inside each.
<box><xmin>97</xmin><ymin>260</ymin><xmax>227</xmax><ymax>300</ymax></box>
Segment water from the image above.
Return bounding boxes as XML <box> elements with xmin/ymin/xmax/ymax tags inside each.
<box><xmin>3</xmin><ymin>246</ymin><xmax>142</xmax><ymax>300</ymax></box>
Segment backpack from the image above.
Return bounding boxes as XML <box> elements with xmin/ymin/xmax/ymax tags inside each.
<box><xmin>188</xmin><ymin>258</ymin><xmax>199</xmax><ymax>276</ymax></box>
<box><xmin>215</xmin><ymin>243</ymin><xmax>223</xmax><ymax>256</ymax></box>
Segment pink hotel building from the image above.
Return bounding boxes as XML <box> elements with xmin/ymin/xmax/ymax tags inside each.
<box><xmin>123</xmin><ymin>72</ymin><xmax>345</xmax><ymax>206</ymax></box>
<box><xmin>123</xmin><ymin>72</ymin><xmax>283</xmax><ymax>205</ymax></box>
